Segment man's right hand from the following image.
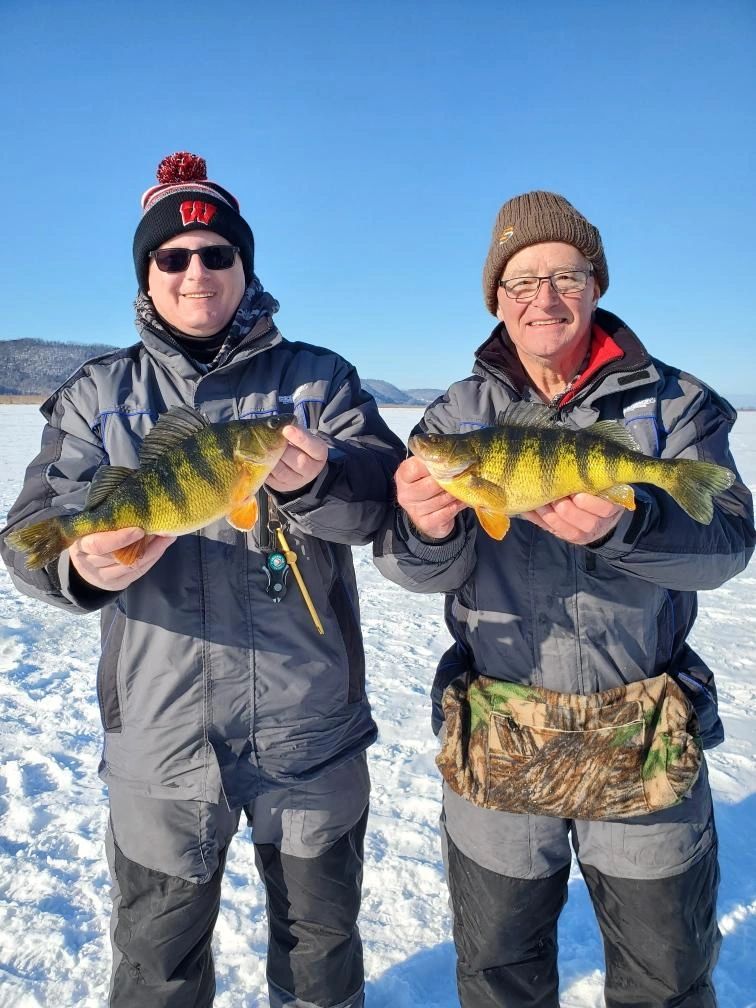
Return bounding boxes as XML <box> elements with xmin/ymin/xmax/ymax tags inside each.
<box><xmin>395</xmin><ymin>456</ymin><xmax>467</xmax><ymax>540</ymax></box>
<box><xmin>68</xmin><ymin>527</ymin><xmax>176</xmax><ymax>592</ymax></box>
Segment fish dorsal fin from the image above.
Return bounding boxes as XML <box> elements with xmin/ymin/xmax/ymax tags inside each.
<box><xmin>86</xmin><ymin>465</ymin><xmax>137</xmax><ymax>509</ymax></box>
<box><xmin>494</xmin><ymin>402</ymin><xmax>558</xmax><ymax>430</ymax></box>
<box><xmin>494</xmin><ymin>403</ymin><xmax>642</xmax><ymax>453</ymax></box>
<box><xmin>139</xmin><ymin>406</ymin><xmax>210</xmax><ymax>465</ymax></box>
<box><xmin>588</xmin><ymin>420</ymin><xmax>642</xmax><ymax>452</ymax></box>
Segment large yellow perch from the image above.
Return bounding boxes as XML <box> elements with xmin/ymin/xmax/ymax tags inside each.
<box><xmin>409</xmin><ymin>401</ymin><xmax>735</xmax><ymax>540</ymax></box>
<box><xmin>5</xmin><ymin>406</ymin><xmax>295</xmax><ymax>569</ymax></box>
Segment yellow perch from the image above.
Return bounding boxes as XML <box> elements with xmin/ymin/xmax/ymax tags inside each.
<box><xmin>5</xmin><ymin>406</ymin><xmax>296</xmax><ymax>569</ymax></box>
<box><xmin>408</xmin><ymin>401</ymin><xmax>735</xmax><ymax>540</ymax></box>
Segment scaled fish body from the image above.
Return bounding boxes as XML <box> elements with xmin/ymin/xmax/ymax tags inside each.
<box><xmin>5</xmin><ymin>406</ymin><xmax>296</xmax><ymax>569</ymax></box>
<box><xmin>408</xmin><ymin>401</ymin><xmax>735</xmax><ymax>540</ymax></box>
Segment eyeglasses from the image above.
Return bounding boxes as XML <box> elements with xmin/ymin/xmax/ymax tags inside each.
<box><xmin>498</xmin><ymin>268</ymin><xmax>593</xmax><ymax>301</ymax></box>
<box><xmin>149</xmin><ymin>245</ymin><xmax>239</xmax><ymax>273</ymax></box>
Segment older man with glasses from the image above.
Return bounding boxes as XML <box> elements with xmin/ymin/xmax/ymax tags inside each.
<box><xmin>2</xmin><ymin>151</ymin><xmax>405</xmax><ymax>1008</ymax></box>
<box><xmin>375</xmin><ymin>190</ymin><xmax>755</xmax><ymax>1007</ymax></box>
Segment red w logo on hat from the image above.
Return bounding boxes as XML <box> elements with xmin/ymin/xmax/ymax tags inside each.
<box><xmin>180</xmin><ymin>201</ymin><xmax>217</xmax><ymax>226</ymax></box>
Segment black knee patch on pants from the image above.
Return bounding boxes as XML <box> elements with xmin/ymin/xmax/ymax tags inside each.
<box><xmin>581</xmin><ymin>844</ymin><xmax>721</xmax><ymax>1007</ymax></box>
<box><xmin>255</xmin><ymin>805</ymin><xmax>368</xmax><ymax>1006</ymax></box>
<box><xmin>110</xmin><ymin>839</ymin><xmax>226</xmax><ymax>1007</ymax></box>
<box><xmin>445</xmin><ymin>829</ymin><xmax>569</xmax><ymax>1008</ymax></box>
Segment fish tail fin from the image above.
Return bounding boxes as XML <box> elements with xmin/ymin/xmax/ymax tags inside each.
<box><xmin>666</xmin><ymin>460</ymin><xmax>736</xmax><ymax>524</ymax></box>
<box><xmin>4</xmin><ymin>517</ymin><xmax>70</xmax><ymax>570</ymax></box>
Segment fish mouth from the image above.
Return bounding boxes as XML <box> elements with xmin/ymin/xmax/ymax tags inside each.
<box><xmin>409</xmin><ymin>433</ymin><xmax>474</xmax><ymax>479</ymax></box>
<box><xmin>408</xmin><ymin>432</ymin><xmax>437</xmax><ymax>459</ymax></box>
<box><xmin>425</xmin><ymin>460</ymin><xmax>474</xmax><ymax>480</ymax></box>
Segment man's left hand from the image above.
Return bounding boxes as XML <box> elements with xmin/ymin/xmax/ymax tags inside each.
<box><xmin>266</xmin><ymin>425</ymin><xmax>329</xmax><ymax>493</ymax></box>
<box><xmin>521</xmin><ymin>492</ymin><xmax>624</xmax><ymax>546</ymax></box>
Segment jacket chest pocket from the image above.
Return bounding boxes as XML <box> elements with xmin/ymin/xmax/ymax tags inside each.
<box><xmin>99</xmin><ymin>408</ymin><xmax>158</xmax><ymax>466</ymax></box>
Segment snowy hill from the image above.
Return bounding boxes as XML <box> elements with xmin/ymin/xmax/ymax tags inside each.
<box><xmin>0</xmin><ymin>340</ymin><xmax>443</xmax><ymax>405</ymax></box>
<box><xmin>361</xmin><ymin>380</ymin><xmax>444</xmax><ymax>406</ymax></box>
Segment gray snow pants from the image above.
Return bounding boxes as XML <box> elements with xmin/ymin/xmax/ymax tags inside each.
<box><xmin>442</xmin><ymin>760</ymin><xmax>721</xmax><ymax>1007</ymax></box>
<box><xmin>106</xmin><ymin>753</ymin><xmax>370</xmax><ymax>1008</ymax></box>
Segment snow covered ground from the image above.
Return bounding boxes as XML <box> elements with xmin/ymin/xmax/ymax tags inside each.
<box><xmin>0</xmin><ymin>402</ymin><xmax>754</xmax><ymax>1008</ymax></box>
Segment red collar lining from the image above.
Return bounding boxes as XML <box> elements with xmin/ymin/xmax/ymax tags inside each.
<box><xmin>558</xmin><ymin>324</ymin><xmax>624</xmax><ymax>407</ymax></box>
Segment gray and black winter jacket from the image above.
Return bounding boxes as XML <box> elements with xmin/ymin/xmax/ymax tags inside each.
<box><xmin>2</xmin><ymin>289</ymin><xmax>405</xmax><ymax>807</ymax></box>
<box><xmin>374</xmin><ymin>309</ymin><xmax>754</xmax><ymax>746</ymax></box>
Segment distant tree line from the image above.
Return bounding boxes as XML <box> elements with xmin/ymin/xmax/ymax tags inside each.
<box><xmin>0</xmin><ymin>339</ymin><xmax>443</xmax><ymax>405</ymax></box>
<box><xmin>0</xmin><ymin>339</ymin><xmax>117</xmax><ymax>397</ymax></box>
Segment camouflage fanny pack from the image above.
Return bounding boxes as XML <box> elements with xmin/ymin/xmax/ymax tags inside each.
<box><xmin>437</xmin><ymin>672</ymin><xmax>702</xmax><ymax>820</ymax></box>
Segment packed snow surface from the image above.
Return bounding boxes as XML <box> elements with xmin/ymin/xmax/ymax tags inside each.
<box><xmin>0</xmin><ymin>404</ymin><xmax>754</xmax><ymax>1007</ymax></box>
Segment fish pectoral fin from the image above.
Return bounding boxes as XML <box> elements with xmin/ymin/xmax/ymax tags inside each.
<box><xmin>600</xmin><ymin>484</ymin><xmax>636</xmax><ymax>510</ymax></box>
<box><xmin>112</xmin><ymin>538</ymin><xmax>148</xmax><ymax>567</ymax></box>
<box><xmin>475</xmin><ymin>508</ymin><xmax>511</xmax><ymax>540</ymax></box>
<box><xmin>227</xmin><ymin>497</ymin><xmax>259</xmax><ymax>532</ymax></box>
<box><xmin>466</xmin><ymin>474</ymin><xmax>509</xmax><ymax>510</ymax></box>
<box><xmin>233</xmin><ymin>462</ymin><xmax>269</xmax><ymax>494</ymax></box>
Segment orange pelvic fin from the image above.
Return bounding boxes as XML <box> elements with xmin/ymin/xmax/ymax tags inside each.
<box><xmin>227</xmin><ymin>497</ymin><xmax>259</xmax><ymax>532</ymax></box>
<box><xmin>112</xmin><ymin>538</ymin><xmax>148</xmax><ymax>566</ymax></box>
<box><xmin>476</xmin><ymin>508</ymin><xmax>511</xmax><ymax>540</ymax></box>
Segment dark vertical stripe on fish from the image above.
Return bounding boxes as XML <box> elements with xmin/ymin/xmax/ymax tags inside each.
<box><xmin>126</xmin><ymin>475</ymin><xmax>153</xmax><ymax>527</ymax></box>
<box><xmin>158</xmin><ymin>456</ymin><xmax>191</xmax><ymax>514</ymax></box>
<box><xmin>578</xmin><ymin>434</ymin><xmax>596</xmax><ymax>491</ymax></box>
<box><xmin>193</xmin><ymin>433</ymin><xmax>227</xmax><ymax>492</ymax></box>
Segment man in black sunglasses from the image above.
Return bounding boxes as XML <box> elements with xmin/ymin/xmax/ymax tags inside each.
<box><xmin>1</xmin><ymin>151</ymin><xmax>405</xmax><ymax>1008</ymax></box>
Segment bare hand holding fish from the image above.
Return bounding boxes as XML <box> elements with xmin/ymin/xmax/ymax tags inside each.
<box><xmin>395</xmin><ymin>456</ymin><xmax>468</xmax><ymax>540</ymax></box>
<box><xmin>69</xmin><ymin>528</ymin><xmax>177</xmax><ymax>591</ymax></box>
<box><xmin>519</xmin><ymin>493</ymin><xmax>624</xmax><ymax>545</ymax></box>
<box><xmin>266</xmin><ymin>425</ymin><xmax>329</xmax><ymax>493</ymax></box>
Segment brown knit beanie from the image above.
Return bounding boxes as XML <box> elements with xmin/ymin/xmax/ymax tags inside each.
<box><xmin>482</xmin><ymin>191</ymin><xmax>608</xmax><ymax>315</ymax></box>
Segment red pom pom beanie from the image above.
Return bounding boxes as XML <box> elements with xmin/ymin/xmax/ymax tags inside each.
<box><xmin>133</xmin><ymin>152</ymin><xmax>255</xmax><ymax>293</ymax></box>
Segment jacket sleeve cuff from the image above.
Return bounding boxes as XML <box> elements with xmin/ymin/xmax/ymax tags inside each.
<box><xmin>396</xmin><ymin>508</ymin><xmax>467</xmax><ymax>563</ymax></box>
<box><xmin>588</xmin><ymin>489</ymin><xmax>654</xmax><ymax>559</ymax></box>
<box><xmin>57</xmin><ymin>551</ymin><xmax>121</xmax><ymax>611</ymax></box>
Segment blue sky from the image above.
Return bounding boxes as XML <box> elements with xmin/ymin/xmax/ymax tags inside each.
<box><xmin>1</xmin><ymin>0</ymin><xmax>754</xmax><ymax>396</ymax></box>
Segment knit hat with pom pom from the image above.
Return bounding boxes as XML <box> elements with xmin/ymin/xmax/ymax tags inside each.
<box><xmin>133</xmin><ymin>152</ymin><xmax>255</xmax><ymax>293</ymax></box>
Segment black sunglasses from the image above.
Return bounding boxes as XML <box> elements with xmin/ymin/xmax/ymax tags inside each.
<box><xmin>149</xmin><ymin>245</ymin><xmax>239</xmax><ymax>273</ymax></box>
